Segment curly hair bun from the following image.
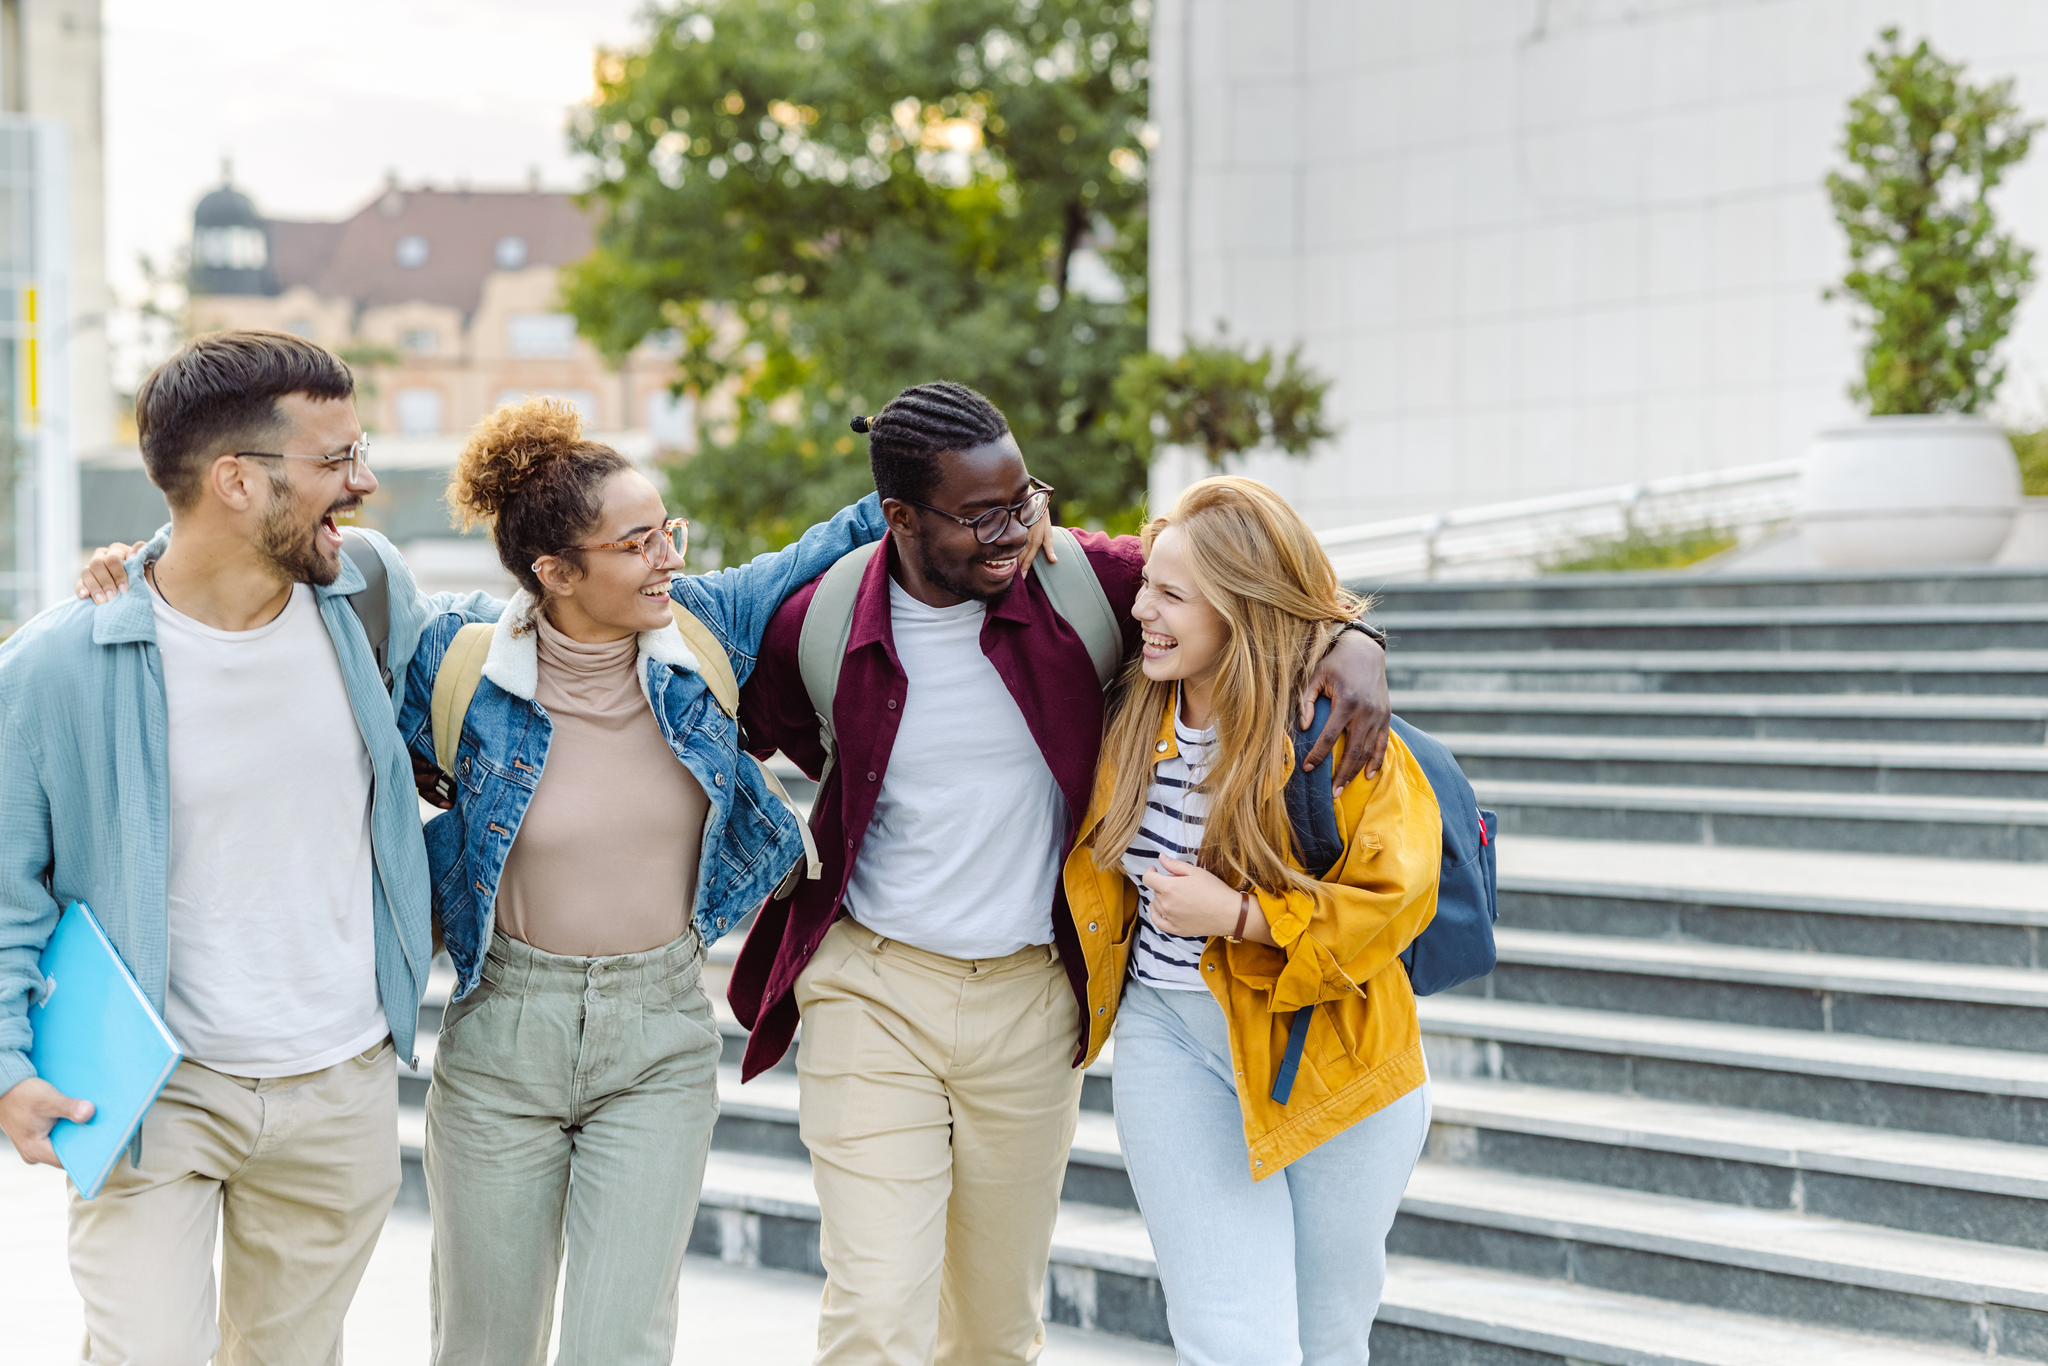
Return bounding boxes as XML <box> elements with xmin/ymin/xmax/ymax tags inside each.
<box><xmin>448</xmin><ymin>398</ymin><xmax>587</xmax><ymax>529</ymax></box>
<box><xmin>850</xmin><ymin>414</ymin><xmax>872</xmax><ymax>434</ymax></box>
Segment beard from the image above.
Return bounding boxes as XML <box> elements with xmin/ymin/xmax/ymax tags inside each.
<box><xmin>255</xmin><ymin>469</ymin><xmax>349</xmax><ymax>587</ymax></box>
<box><xmin>916</xmin><ymin>539</ymin><xmax>1013</xmax><ymax>605</ymax></box>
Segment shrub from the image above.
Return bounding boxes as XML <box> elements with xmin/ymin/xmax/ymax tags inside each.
<box><xmin>1826</xmin><ymin>29</ymin><xmax>2040</xmax><ymax>416</ymax></box>
<box><xmin>1540</xmin><ymin>525</ymin><xmax>1737</xmax><ymax>574</ymax></box>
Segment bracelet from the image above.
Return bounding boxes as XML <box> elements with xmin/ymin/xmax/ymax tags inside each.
<box><xmin>1229</xmin><ymin>891</ymin><xmax>1251</xmax><ymax>943</ymax></box>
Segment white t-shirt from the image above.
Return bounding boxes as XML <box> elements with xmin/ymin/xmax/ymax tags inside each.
<box><xmin>152</xmin><ymin>580</ymin><xmax>387</xmax><ymax>1078</ymax></box>
<box><xmin>841</xmin><ymin>579</ymin><xmax>1070</xmax><ymax>959</ymax></box>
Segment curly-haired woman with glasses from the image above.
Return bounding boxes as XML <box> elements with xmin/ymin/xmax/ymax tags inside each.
<box><xmin>397</xmin><ymin>398</ymin><xmax>903</xmax><ymax>1365</ymax></box>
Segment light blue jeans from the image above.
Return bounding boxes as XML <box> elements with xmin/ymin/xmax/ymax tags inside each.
<box><xmin>1112</xmin><ymin>980</ymin><xmax>1431</xmax><ymax>1366</ymax></box>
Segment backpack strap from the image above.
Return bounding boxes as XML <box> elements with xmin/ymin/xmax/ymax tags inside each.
<box><xmin>430</xmin><ymin>623</ymin><xmax>493</xmax><ymax>777</ymax></box>
<box><xmin>670</xmin><ymin>601</ymin><xmax>820</xmax><ymax>893</ymax></box>
<box><xmin>339</xmin><ymin>529</ymin><xmax>393</xmax><ymax>693</ymax></box>
<box><xmin>1034</xmin><ymin>524</ymin><xmax>1122</xmax><ymax>689</ymax></box>
<box><xmin>795</xmin><ymin>541</ymin><xmax>880</xmax><ymax>787</ymax></box>
<box><xmin>667</xmin><ymin>601</ymin><xmax>739</xmax><ymax>715</ymax></box>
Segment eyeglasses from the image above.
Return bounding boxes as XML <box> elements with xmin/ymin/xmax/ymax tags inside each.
<box><xmin>904</xmin><ymin>478</ymin><xmax>1054</xmax><ymax>545</ymax></box>
<box><xmin>235</xmin><ymin>436</ymin><xmax>373</xmax><ymax>487</ymax></box>
<box><xmin>567</xmin><ymin>517</ymin><xmax>688</xmax><ymax>569</ymax></box>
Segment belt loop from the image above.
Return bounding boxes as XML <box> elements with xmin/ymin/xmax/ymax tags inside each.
<box><xmin>870</xmin><ymin>932</ymin><xmax>886</xmax><ymax>953</ymax></box>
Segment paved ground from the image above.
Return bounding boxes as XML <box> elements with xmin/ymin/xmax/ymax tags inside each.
<box><xmin>3</xmin><ymin>1158</ymin><xmax>1170</xmax><ymax>1364</ymax></box>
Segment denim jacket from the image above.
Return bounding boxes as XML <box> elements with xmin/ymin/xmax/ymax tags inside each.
<box><xmin>0</xmin><ymin>527</ymin><xmax>501</xmax><ymax>1094</ymax></box>
<box><xmin>398</xmin><ymin>495</ymin><xmax>888</xmax><ymax>1002</ymax></box>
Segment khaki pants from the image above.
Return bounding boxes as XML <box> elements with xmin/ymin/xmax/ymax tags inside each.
<box><xmin>68</xmin><ymin>1039</ymin><xmax>401</xmax><ymax>1366</ymax></box>
<box><xmin>796</xmin><ymin>917</ymin><xmax>1085</xmax><ymax>1366</ymax></box>
<box><xmin>425</xmin><ymin>930</ymin><xmax>721</xmax><ymax>1366</ymax></box>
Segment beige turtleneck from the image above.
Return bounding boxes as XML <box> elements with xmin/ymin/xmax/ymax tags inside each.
<box><xmin>494</xmin><ymin>610</ymin><xmax>710</xmax><ymax>957</ymax></box>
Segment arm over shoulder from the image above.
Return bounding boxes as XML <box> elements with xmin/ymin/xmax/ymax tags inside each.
<box><xmin>670</xmin><ymin>494</ymin><xmax>887</xmax><ymax>687</ymax></box>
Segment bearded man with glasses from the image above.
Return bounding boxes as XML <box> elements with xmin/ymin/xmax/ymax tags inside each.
<box><xmin>0</xmin><ymin>330</ymin><xmax>503</xmax><ymax>1364</ymax></box>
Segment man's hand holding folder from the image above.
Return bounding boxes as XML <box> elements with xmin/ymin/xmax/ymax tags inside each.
<box><xmin>0</xmin><ymin>1078</ymin><xmax>95</xmax><ymax>1167</ymax></box>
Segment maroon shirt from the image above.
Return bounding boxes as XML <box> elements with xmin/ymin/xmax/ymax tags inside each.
<box><xmin>729</xmin><ymin>530</ymin><xmax>1145</xmax><ymax>1079</ymax></box>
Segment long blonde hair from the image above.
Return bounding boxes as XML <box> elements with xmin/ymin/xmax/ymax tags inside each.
<box><xmin>1093</xmin><ymin>476</ymin><xmax>1367</xmax><ymax>895</ymax></box>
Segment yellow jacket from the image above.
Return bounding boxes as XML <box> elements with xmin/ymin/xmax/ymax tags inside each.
<box><xmin>1061</xmin><ymin>701</ymin><xmax>1441</xmax><ymax>1178</ymax></box>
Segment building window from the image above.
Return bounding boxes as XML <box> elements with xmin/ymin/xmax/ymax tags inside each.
<box><xmin>400</xmin><ymin>327</ymin><xmax>437</xmax><ymax>355</ymax></box>
<box><xmin>494</xmin><ymin>235</ymin><xmax>528</xmax><ymax>269</ymax></box>
<box><xmin>194</xmin><ymin>225</ymin><xmax>267</xmax><ymax>270</ymax></box>
<box><xmin>396</xmin><ymin>235</ymin><xmax>430</xmax><ymax>268</ymax></box>
<box><xmin>395</xmin><ymin>388</ymin><xmax>445</xmax><ymax>436</ymax></box>
<box><xmin>508</xmin><ymin>312</ymin><xmax>578</xmax><ymax>357</ymax></box>
<box><xmin>496</xmin><ymin>388</ymin><xmax>595</xmax><ymax>422</ymax></box>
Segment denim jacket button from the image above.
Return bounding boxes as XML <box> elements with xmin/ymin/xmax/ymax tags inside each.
<box><xmin>715</xmin><ymin>773</ymin><xmax>724</xmax><ymax>787</ymax></box>
<box><xmin>459</xmin><ymin>756</ymin><xmax>470</xmax><ymax>776</ymax></box>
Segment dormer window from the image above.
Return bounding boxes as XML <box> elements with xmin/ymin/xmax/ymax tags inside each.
<box><xmin>396</xmin><ymin>235</ymin><xmax>429</xmax><ymax>268</ymax></box>
<box><xmin>494</xmin><ymin>236</ymin><xmax>528</xmax><ymax>269</ymax></box>
<box><xmin>194</xmin><ymin>225</ymin><xmax>267</xmax><ymax>270</ymax></box>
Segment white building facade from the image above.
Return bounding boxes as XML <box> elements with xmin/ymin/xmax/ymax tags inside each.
<box><xmin>1148</xmin><ymin>0</ymin><xmax>2048</xmax><ymax>529</ymax></box>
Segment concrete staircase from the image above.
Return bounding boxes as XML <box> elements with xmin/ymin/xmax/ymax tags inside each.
<box><xmin>397</xmin><ymin>564</ymin><xmax>2048</xmax><ymax>1362</ymax></box>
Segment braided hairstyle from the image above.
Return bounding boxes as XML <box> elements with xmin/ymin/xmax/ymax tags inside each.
<box><xmin>851</xmin><ymin>381</ymin><xmax>1010</xmax><ymax>505</ymax></box>
<box><xmin>448</xmin><ymin>398</ymin><xmax>632</xmax><ymax>598</ymax></box>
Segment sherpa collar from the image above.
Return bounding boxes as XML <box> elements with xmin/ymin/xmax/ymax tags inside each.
<box><xmin>480</xmin><ymin>588</ymin><xmax>702</xmax><ymax>708</ymax></box>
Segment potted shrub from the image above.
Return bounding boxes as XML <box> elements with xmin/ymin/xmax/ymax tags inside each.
<box><xmin>1802</xmin><ymin>29</ymin><xmax>2040</xmax><ymax>568</ymax></box>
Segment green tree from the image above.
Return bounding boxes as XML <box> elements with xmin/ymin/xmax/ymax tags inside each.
<box><xmin>1113</xmin><ymin>333</ymin><xmax>1336</xmax><ymax>470</ymax></box>
<box><xmin>1826</xmin><ymin>28</ymin><xmax>2041</xmax><ymax>415</ymax></box>
<box><xmin>565</xmin><ymin>0</ymin><xmax>1152</xmax><ymax>559</ymax></box>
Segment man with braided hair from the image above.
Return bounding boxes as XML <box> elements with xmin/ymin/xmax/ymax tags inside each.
<box><xmin>731</xmin><ymin>380</ymin><xmax>1391</xmax><ymax>1366</ymax></box>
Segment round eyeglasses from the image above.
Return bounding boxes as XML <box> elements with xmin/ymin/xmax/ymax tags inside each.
<box><xmin>904</xmin><ymin>478</ymin><xmax>1055</xmax><ymax>544</ymax></box>
<box><xmin>565</xmin><ymin>517</ymin><xmax>688</xmax><ymax>569</ymax></box>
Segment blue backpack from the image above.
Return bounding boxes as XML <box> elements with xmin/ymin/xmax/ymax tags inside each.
<box><xmin>1270</xmin><ymin>702</ymin><xmax>1498</xmax><ymax>1104</ymax></box>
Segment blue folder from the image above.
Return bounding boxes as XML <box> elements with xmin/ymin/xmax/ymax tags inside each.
<box><xmin>26</xmin><ymin>902</ymin><xmax>182</xmax><ymax>1199</ymax></box>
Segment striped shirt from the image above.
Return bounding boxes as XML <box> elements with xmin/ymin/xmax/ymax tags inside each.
<box><xmin>1120</xmin><ymin>710</ymin><xmax>1218</xmax><ymax>991</ymax></box>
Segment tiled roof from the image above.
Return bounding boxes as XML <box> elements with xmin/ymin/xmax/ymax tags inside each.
<box><xmin>268</xmin><ymin>188</ymin><xmax>596</xmax><ymax>315</ymax></box>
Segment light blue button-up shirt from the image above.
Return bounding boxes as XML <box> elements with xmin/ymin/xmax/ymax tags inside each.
<box><xmin>0</xmin><ymin>525</ymin><xmax>501</xmax><ymax>1096</ymax></box>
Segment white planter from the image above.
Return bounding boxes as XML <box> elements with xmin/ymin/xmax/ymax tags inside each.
<box><xmin>1798</xmin><ymin>416</ymin><xmax>2021</xmax><ymax>569</ymax></box>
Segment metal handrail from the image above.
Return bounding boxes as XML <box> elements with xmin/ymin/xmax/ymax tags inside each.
<box><xmin>1318</xmin><ymin>459</ymin><xmax>1803</xmax><ymax>581</ymax></box>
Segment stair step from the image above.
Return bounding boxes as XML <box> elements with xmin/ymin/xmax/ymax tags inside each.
<box><xmin>1429</xmin><ymin>1077</ymin><xmax>2048</xmax><ymax>1204</ymax></box>
<box><xmin>1378</xmin><ymin>603</ymin><xmax>2048</xmax><ymax>653</ymax></box>
<box><xmin>1387</xmin><ymin>649</ymin><xmax>2048</xmax><ymax>697</ymax></box>
<box><xmin>1375</xmin><ymin>1256</ymin><xmax>1984</xmax><ymax>1365</ymax></box>
<box><xmin>1500</xmin><ymin>837</ymin><xmax>2048</xmax><ymax>926</ymax></box>
<box><xmin>1446</xmin><ymin>732</ymin><xmax>2048</xmax><ymax>802</ymax></box>
<box><xmin>1477</xmin><ymin>777</ymin><xmax>2048</xmax><ymax>860</ymax></box>
<box><xmin>1399</xmin><ymin>1162</ymin><xmax>2048</xmax><ymax>1312</ymax></box>
<box><xmin>1366</xmin><ymin>566</ymin><xmax>2048</xmax><ymax>614</ymax></box>
<box><xmin>1420</xmin><ymin>997</ymin><xmax>2048</xmax><ymax>1098</ymax></box>
<box><xmin>1419</xmin><ymin>996</ymin><xmax>2048</xmax><ymax>1146</ymax></box>
<box><xmin>1477</xmin><ymin>928</ymin><xmax>2048</xmax><ymax>1050</ymax></box>
<box><xmin>1491</xmin><ymin>929</ymin><xmax>2048</xmax><ymax>1008</ymax></box>
<box><xmin>1396</xmin><ymin>688</ymin><xmax>2048</xmax><ymax>741</ymax></box>
<box><xmin>1498</xmin><ymin>837</ymin><xmax>2048</xmax><ymax>968</ymax></box>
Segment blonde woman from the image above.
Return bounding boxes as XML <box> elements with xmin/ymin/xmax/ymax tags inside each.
<box><xmin>1062</xmin><ymin>476</ymin><xmax>1441</xmax><ymax>1365</ymax></box>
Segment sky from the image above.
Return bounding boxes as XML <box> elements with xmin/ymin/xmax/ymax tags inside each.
<box><xmin>104</xmin><ymin>0</ymin><xmax>646</xmax><ymax>307</ymax></box>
